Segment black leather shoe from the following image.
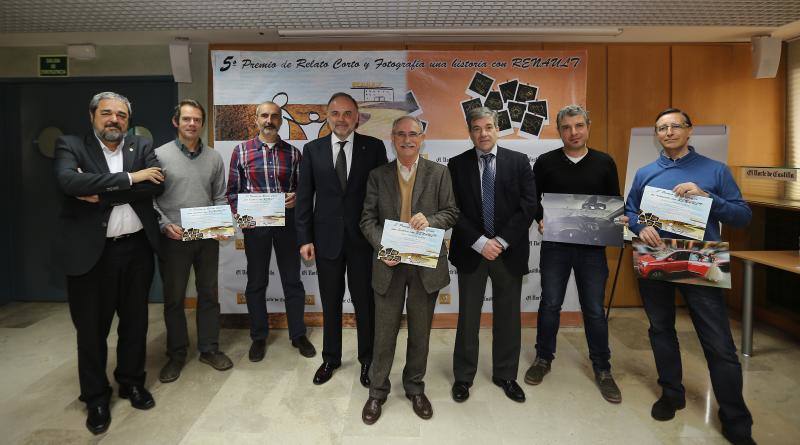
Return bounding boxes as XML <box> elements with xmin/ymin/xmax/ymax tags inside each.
<box><xmin>451</xmin><ymin>381</ymin><xmax>471</xmax><ymax>403</ymax></box>
<box><xmin>492</xmin><ymin>377</ymin><xmax>525</xmax><ymax>403</ymax></box>
<box><xmin>249</xmin><ymin>339</ymin><xmax>266</xmax><ymax>362</ymax></box>
<box><xmin>406</xmin><ymin>393</ymin><xmax>433</xmax><ymax>420</ymax></box>
<box><xmin>119</xmin><ymin>384</ymin><xmax>155</xmax><ymax>410</ymax></box>
<box><xmin>360</xmin><ymin>362</ymin><xmax>371</xmax><ymax>388</ymax></box>
<box><xmin>85</xmin><ymin>404</ymin><xmax>111</xmax><ymax>435</ymax></box>
<box><xmin>651</xmin><ymin>395</ymin><xmax>686</xmax><ymax>421</ymax></box>
<box><xmin>721</xmin><ymin>427</ymin><xmax>757</xmax><ymax>445</ymax></box>
<box><xmin>313</xmin><ymin>362</ymin><xmax>340</xmax><ymax>385</ymax></box>
<box><xmin>291</xmin><ymin>335</ymin><xmax>317</xmax><ymax>358</ymax></box>
<box><xmin>361</xmin><ymin>397</ymin><xmax>385</xmax><ymax>425</ymax></box>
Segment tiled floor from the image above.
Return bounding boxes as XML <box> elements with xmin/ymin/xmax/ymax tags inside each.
<box><xmin>1</xmin><ymin>303</ymin><xmax>798</xmax><ymax>444</ymax></box>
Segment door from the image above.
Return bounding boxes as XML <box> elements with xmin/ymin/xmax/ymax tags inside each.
<box><xmin>687</xmin><ymin>253</ymin><xmax>712</xmax><ymax>277</ymax></box>
<box><xmin>5</xmin><ymin>77</ymin><xmax>177</xmax><ymax>302</ymax></box>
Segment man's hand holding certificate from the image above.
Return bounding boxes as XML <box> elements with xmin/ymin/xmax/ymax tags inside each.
<box><xmin>235</xmin><ymin>193</ymin><xmax>286</xmax><ymax>228</ymax></box>
<box><xmin>378</xmin><ymin>219</ymin><xmax>445</xmax><ymax>269</ymax></box>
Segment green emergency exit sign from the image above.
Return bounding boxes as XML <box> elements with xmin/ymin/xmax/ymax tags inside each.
<box><xmin>39</xmin><ymin>55</ymin><xmax>68</xmax><ymax>77</ymax></box>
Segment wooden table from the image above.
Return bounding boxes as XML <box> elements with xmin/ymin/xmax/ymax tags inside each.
<box><xmin>729</xmin><ymin>250</ymin><xmax>800</xmax><ymax>356</ymax></box>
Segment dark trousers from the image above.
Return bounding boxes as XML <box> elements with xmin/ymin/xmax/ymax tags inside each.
<box><xmin>315</xmin><ymin>233</ymin><xmax>374</xmax><ymax>366</ymax></box>
<box><xmin>66</xmin><ymin>231</ymin><xmax>153</xmax><ymax>408</ymax></box>
<box><xmin>535</xmin><ymin>242</ymin><xmax>611</xmax><ymax>372</ymax></box>
<box><xmin>638</xmin><ymin>279</ymin><xmax>753</xmax><ymax>437</ymax></box>
<box><xmin>453</xmin><ymin>257</ymin><xmax>522</xmax><ymax>382</ymax></box>
<box><xmin>369</xmin><ymin>264</ymin><xmax>437</xmax><ymax>400</ymax></box>
<box><xmin>242</xmin><ymin>210</ymin><xmax>307</xmax><ymax>341</ymax></box>
<box><xmin>159</xmin><ymin>236</ymin><xmax>220</xmax><ymax>360</ymax></box>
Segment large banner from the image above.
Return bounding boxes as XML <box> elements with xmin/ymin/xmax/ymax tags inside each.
<box><xmin>211</xmin><ymin>49</ymin><xmax>587</xmax><ymax>315</ymax></box>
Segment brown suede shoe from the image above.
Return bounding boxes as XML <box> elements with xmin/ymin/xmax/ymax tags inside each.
<box><xmin>199</xmin><ymin>351</ymin><xmax>233</xmax><ymax>371</ymax></box>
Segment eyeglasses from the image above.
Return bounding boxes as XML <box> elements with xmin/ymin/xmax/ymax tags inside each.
<box><xmin>655</xmin><ymin>123</ymin><xmax>690</xmax><ymax>134</ymax></box>
<box><xmin>393</xmin><ymin>131</ymin><xmax>421</xmax><ymax>139</ymax></box>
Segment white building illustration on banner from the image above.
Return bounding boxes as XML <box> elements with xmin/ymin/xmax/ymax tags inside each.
<box><xmin>352</xmin><ymin>82</ymin><xmax>395</xmax><ymax>102</ymax></box>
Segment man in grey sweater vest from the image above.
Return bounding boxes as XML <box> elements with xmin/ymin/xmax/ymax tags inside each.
<box><xmin>153</xmin><ymin>99</ymin><xmax>233</xmax><ymax>383</ymax></box>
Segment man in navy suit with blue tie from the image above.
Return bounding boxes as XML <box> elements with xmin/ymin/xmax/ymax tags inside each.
<box><xmin>448</xmin><ymin>107</ymin><xmax>537</xmax><ymax>404</ymax></box>
<box><xmin>295</xmin><ymin>92</ymin><xmax>388</xmax><ymax>386</ymax></box>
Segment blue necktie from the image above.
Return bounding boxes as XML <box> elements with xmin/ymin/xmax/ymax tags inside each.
<box><xmin>481</xmin><ymin>153</ymin><xmax>495</xmax><ymax>237</ymax></box>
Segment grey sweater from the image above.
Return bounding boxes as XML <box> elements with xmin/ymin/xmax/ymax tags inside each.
<box><xmin>153</xmin><ymin>140</ymin><xmax>227</xmax><ymax>229</ymax></box>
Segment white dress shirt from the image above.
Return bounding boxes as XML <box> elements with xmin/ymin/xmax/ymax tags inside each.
<box><xmin>397</xmin><ymin>155</ymin><xmax>419</xmax><ymax>182</ymax></box>
<box><xmin>331</xmin><ymin>132</ymin><xmax>355</xmax><ymax>177</ymax></box>
<box><xmin>96</xmin><ymin>136</ymin><xmax>143</xmax><ymax>237</ymax></box>
<box><xmin>472</xmin><ymin>145</ymin><xmax>508</xmax><ymax>253</ymax></box>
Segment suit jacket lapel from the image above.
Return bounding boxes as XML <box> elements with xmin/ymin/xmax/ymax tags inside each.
<box><xmin>411</xmin><ymin>157</ymin><xmax>428</xmax><ymax>210</ymax></box>
<box><xmin>84</xmin><ymin>133</ymin><xmax>111</xmax><ymax>174</ymax></box>
<box><xmin>494</xmin><ymin>146</ymin><xmax>508</xmax><ymax>191</ymax></box>
<box><xmin>467</xmin><ymin>149</ymin><xmax>482</xmax><ymax>209</ymax></box>
<box><xmin>122</xmin><ymin>137</ymin><xmax>136</xmax><ymax>172</ymax></box>
<box><xmin>320</xmin><ymin>138</ymin><xmax>338</xmax><ymax>190</ymax></box>
<box><xmin>348</xmin><ymin>133</ymin><xmax>368</xmax><ymax>190</ymax></box>
<box><xmin>384</xmin><ymin>162</ymin><xmax>401</xmax><ymax>220</ymax></box>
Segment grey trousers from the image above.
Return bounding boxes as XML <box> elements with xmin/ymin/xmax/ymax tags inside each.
<box><xmin>368</xmin><ymin>264</ymin><xmax>438</xmax><ymax>400</ymax></box>
<box><xmin>159</xmin><ymin>236</ymin><xmax>221</xmax><ymax>360</ymax></box>
<box><xmin>453</xmin><ymin>257</ymin><xmax>522</xmax><ymax>382</ymax></box>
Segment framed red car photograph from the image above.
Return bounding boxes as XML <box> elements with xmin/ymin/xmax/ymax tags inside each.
<box><xmin>632</xmin><ymin>239</ymin><xmax>731</xmax><ymax>289</ymax></box>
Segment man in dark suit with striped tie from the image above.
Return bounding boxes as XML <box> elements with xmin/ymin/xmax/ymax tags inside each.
<box><xmin>447</xmin><ymin>107</ymin><xmax>537</xmax><ymax>404</ymax></box>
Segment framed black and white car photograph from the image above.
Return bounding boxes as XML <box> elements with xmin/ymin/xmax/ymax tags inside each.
<box><xmin>541</xmin><ymin>193</ymin><xmax>625</xmax><ymax>247</ymax></box>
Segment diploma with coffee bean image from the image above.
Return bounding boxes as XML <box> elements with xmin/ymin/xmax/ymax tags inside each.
<box><xmin>179</xmin><ymin>205</ymin><xmax>235</xmax><ymax>241</ymax></box>
<box><xmin>377</xmin><ymin>219</ymin><xmax>445</xmax><ymax>269</ymax></box>
<box><xmin>235</xmin><ymin>193</ymin><xmax>286</xmax><ymax>228</ymax></box>
<box><xmin>638</xmin><ymin>186</ymin><xmax>711</xmax><ymax>241</ymax></box>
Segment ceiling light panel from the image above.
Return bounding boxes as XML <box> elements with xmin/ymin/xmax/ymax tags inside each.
<box><xmin>1</xmin><ymin>1</ymin><xmax>799</xmax><ymax>33</ymax></box>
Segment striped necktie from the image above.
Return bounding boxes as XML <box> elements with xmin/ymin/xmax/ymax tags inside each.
<box><xmin>481</xmin><ymin>153</ymin><xmax>495</xmax><ymax>237</ymax></box>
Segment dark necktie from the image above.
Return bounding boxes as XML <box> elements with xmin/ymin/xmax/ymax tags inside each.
<box><xmin>335</xmin><ymin>140</ymin><xmax>347</xmax><ymax>191</ymax></box>
<box><xmin>481</xmin><ymin>153</ymin><xmax>495</xmax><ymax>237</ymax></box>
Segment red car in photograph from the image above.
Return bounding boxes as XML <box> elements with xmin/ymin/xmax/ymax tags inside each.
<box><xmin>635</xmin><ymin>249</ymin><xmax>724</xmax><ymax>280</ymax></box>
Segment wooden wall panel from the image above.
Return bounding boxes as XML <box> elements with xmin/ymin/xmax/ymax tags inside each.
<box><xmin>672</xmin><ymin>45</ymin><xmax>734</xmax><ymax>126</ymax></box>
<box><xmin>672</xmin><ymin>44</ymin><xmax>785</xmax><ymax>170</ymax></box>
<box><xmin>606</xmin><ymin>45</ymin><xmax>671</xmax><ymax>306</ymax></box>
<box><xmin>728</xmin><ymin>44</ymin><xmax>785</xmax><ymax>168</ymax></box>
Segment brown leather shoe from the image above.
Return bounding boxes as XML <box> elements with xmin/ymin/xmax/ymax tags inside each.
<box><xmin>406</xmin><ymin>393</ymin><xmax>433</xmax><ymax>420</ymax></box>
<box><xmin>361</xmin><ymin>397</ymin><xmax>385</xmax><ymax>425</ymax></box>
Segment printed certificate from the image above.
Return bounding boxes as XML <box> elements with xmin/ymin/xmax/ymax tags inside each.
<box><xmin>378</xmin><ymin>219</ymin><xmax>445</xmax><ymax>269</ymax></box>
<box><xmin>180</xmin><ymin>205</ymin><xmax>235</xmax><ymax>241</ymax></box>
<box><xmin>236</xmin><ymin>193</ymin><xmax>286</xmax><ymax>227</ymax></box>
<box><xmin>638</xmin><ymin>186</ymin><xmax>712</xmax><ymax>241</ymax></box>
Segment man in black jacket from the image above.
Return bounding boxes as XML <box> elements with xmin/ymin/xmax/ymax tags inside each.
<box><xmin>448</xmin><ymin>107</ymin><xmax>536</xmax><ymax>403</ymax></box>
<box><xmin>53</xmin><ymin>92</ymin><xmax>164</xmax><ymax>435</ymax></box>
<box><xmin>295</xmin><ymin>92</ymin><xmax>388</xmax><ymax>386</ymax></box>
